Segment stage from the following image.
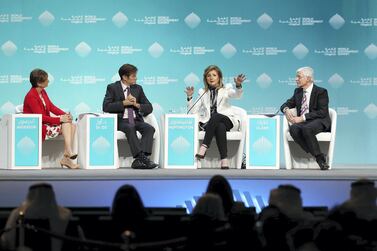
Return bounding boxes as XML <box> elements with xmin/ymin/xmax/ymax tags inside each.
<box><xmin>0</xmin><ymin>166</ymin><xmax>376</xmax><ymax>213</ymax></box>
<box><xmin>0</xmin><ymin>166</ymin><xmax>376</xmax><ymax>181</ymax></box>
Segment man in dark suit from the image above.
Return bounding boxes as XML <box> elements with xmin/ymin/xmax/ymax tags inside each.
<box><xmin>280</xmin><ymin>67</ymin><xmax>331</xmax><ymax>170</ymax></box>
<box><xmin>103</xmin><ymin>64</ymin><xmax>157</xmax><ymax>169</ymax></box>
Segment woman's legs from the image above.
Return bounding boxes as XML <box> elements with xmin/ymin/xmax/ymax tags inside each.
<box><xmin>61</xmin><ymin>122</ymin><xmax>76</xmax><ymax>156</ymax></box>
<box><xmin>60</xmin><ymin>122</ymin><xmax>79</xmax><ymax>169</ymax></box>
<box><xmin>215</xmin><ymin>122</ymin><xmax>228</xmax><ymax>159</ymax></box>
<box><xmin>199</xmin><ymin>114</ymin><xmax>233</xmax><ymax>161</ymax></box>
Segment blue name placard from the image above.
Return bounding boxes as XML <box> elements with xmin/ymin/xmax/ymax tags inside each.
<box><xmin>14</xmin><ymin>117</ymin><xmax>40</xmax><ymax>167</ymax></box>
<box><xmin>166</xmin><ymin>116</ymin><xmax>196</xmax><ymax>167</ymax></box>
<box><xmin>247</xmin><ymin>116</ymin><xmax>280</xmax><ymax>169</ymax></box>
<box><xmin>89</xmin><ymin>117</ymin><xmax>115</xmax><ymax>166</ymax></box>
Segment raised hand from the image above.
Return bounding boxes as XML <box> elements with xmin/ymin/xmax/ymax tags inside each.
<box><xmin>184</xmin><ymin>86</ymin><xmax>194</xmax><ymax>97</ymax></box>
<box><xmin>234</xmin><ymin>74</ymin><xmax>246</xmax><ymax>86</ymax></box>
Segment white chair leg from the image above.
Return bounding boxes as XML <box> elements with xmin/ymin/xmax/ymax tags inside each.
<box><xmin>196</xmin><ymin>159</ymin><xmax>202</xmax><ymax>169</ymax></box>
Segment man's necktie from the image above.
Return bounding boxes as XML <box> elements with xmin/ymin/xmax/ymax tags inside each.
<box><xmin>300</xmin><ymin>91</ymin><xmax>308</xmax><ymax>115</ymax></box>
<box><xmin>125</xmin><ymin>87</ymin><xmax>135</xmax><ymax>125</ymax></box>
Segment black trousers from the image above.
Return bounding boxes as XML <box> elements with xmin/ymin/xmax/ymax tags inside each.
<box><xmin>289</xmin><ymin>119</ymin><xmax>327</xmax><ymax>158</ymax></box>
<box><xmin>118</xmin><ymin>118</ymin><xmax>155</xmax><ymax>158</ymax></box>
<box><xmin>202</xmin><ymin>113</ymin><xmax>233</xmax><ymax>159</ymax></box>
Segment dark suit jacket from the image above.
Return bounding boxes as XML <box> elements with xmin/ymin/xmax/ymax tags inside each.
<box><xmin>102</xmin><ymin>81</ymin><xmax>153</xmax><ymax>122</ymax></box>
<box><xmin>280</xmin><ymin>84</ymin><xmax>331</xmax><ymax>130</ymax></box>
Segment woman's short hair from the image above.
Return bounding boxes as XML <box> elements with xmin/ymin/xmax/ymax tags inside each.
<box><xmin>118</xmin><ymin>64</ymin><xmax>138</xmax><ymax>79</ymax></box>
<box><xmin>30</xmin><ymin>69</ymin><xmax>48</xmax><ymax>88</ymax></box>
<box><xmin>203</xmin><ymin>65</ymin><xmax>224</xmax><ymax>91</ymax></box>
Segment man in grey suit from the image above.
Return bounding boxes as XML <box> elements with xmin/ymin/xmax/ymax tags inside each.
<box><xmin>103</xmin><ymin>64</ymin><xmax>157</xmax><ymax>169</ymax></box>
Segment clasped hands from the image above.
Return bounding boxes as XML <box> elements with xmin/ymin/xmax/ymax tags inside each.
<box><xmin>285</xmin><ymin>110</ymin><xmax>304</xmax><ymax>124</ymax></box>
<box><xmin>123</xmin><ymin>94</ymin><xmax>140</xmax><ymax>109</ymax></box>
<box><xmin>60</xmin><ymin>113</ymin><xmax>73</xmax><ymax>123</ymax></box>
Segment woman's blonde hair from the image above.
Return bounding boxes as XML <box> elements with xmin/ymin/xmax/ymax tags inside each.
<box><xmin>203</xmin><ymin>65</ymin><xmax>224</xmax><ymax>91</ymax></box>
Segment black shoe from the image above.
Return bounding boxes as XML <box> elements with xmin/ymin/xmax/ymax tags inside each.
<box><xmin>221</xmin><ymin>166</ymin><xmax>229</xmax><ymax>170</ymax></box>
<box><xmin>131</xmin><ymin>158</ymin><xmax>148</xmax><ymax>169</ymax></box>
<box><xmin>316</xmin><ymin>154</ymin><xmax>329</xmax><ymax>170</ymax></box>
<box><xmin>141</xmin><ymin>155</ymin><xmax>158</xmax><ymax>169</ymax></box>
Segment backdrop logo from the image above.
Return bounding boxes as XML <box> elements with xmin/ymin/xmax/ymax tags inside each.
<box><xmin>148</xmin><ymin>42</ymin><xmax>164</xmax><ymax>58</ymax></box>
<box><xmin>92</xmin><ymin>136</ymin><xmax>111</xmax><ymax>153</ymax></box>
<box><xmin>1</xmin><ymin>40</ymin><xmax>17</xmax><ymax>56</ymax></box>
<box><xmin>112</xmin><ymin>11</ymin><xmax>128</xmax><ymax>28</ymax></box>
<box><xmin>74</xmin><ymin>102</ymin><xmax>91</xmax><ymax>116</ymax></box>
<box><xmin>184</xmin><ymin>73</ymin><xmax>200</xmax><ymax>87</ymax></box>
<box><xmin>184</xmin><ymin>12</ymin><xmax>201</xmax><ymax>29</ymax></box>
<box><xmin>328</xmin><ymin>73</ymin><xmax>345</xmax><ymax>88</ymax></box>
<box><xmin>0</xmin><ymin>101</ymin><xmax>16</xmax><ymax>114</ymax></box>
<box><xmin>292</xmin><ymin>43</ymin><xmax>309</xmax><ymax>59</ymax></box>
<box><xmin>364</xmin><ymin>44</ymin><xmax>377</xmax><ymax>60</ymax></box>
<box><xmin>48</xmin><ymin>73</ymin><xmax>55</xmax><ymax>84</ymax></box>
<box><xmin>256</xmin><ymin>73</ymin><xmax>272</xmax><ymax>88</ymax></box>
<box><xmin>364</xmin><ymin>103</ymin><xmax>377</xmax><ymax>119</ymax></box>
<box><xmin>0</xmin><ymin>75</ymin><xmax>27</xmax><ymax>84</ymax></box>
<box><xmin>17</xmin><ymin>137</ymin><xmax>36</xmax><ymax>154</ymax></box>
<box><xmin>75</xmin><ymin>42</ymin><xmax>91</xmax><ymax>57</ymax></box>
<box><xmin>220</xmin><ymin>43</ymin><xmax>237</xmax><ymax>59</ymax></box>
<box><xmin>257</xmin><ymin>13</ymin><xmax>273</xmax><ymax>29</ymax></box>
<box><xmin>170</xmin><ymin>136</ymin><xmax>191</xmax><ymax>154</ymax></box>
<box><xmin>252</xmin><ymin>137</ymin><xmax>273</xmax><ymax>154</ymax></box>
<box><xmin>329</xmin><ymin>14</ymin><xmax>345</xmax><ymax>30</ymax></box>
<box><xmin>38</xmin><ymin>11</ymin><xmax>55</xmax><ymax>26</ymax></box>
<box><xmin>111</xmin><ymin>73</ymin><xmax>120</xmax><ymax>82</ymax></box>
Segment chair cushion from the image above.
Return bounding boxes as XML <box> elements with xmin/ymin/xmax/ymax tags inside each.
<box><xmin>198</xmin><ymin>131</ymin><xmax>243</xmax><ymax>140</ymax></box>
<box><xmin>286</xmin><ymin>132</ymin><xmax>332</xmax><ymax>141</ymax></box>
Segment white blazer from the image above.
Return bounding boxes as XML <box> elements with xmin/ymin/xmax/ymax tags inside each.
<box><xmin>188</xmin><ymin>84</ymin><xmax>243</xmax><ymax>131</ymax></box>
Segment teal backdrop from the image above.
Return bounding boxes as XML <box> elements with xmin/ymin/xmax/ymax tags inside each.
<box><xmin>1</xmin><ymin>0</ymin><xmax>376</xmax><ymax>166</ymax></box>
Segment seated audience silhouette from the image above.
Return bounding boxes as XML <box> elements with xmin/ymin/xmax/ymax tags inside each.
<box><xmin>110</xmin><ymin>184</ymin><xmax>148</xmax><ymax>243</ymax></box>
<box><xmin>269</xmin><ymin>184</ymin><xmax>315</xmax><ymax>222</ymax></box>
<box><xmin>1</xmin><ymin>183</ymin><xmax>71</xmax><ymax>251</ymax></box>
<box><xmin>206</xmin><ymin>175</ymin><xmax>258</xmax><ymax>250</ymax></box>
<box><xmin>187</xmin><ymin>193</ymin><xmax>229</xmax><ymax>251</ymax></box>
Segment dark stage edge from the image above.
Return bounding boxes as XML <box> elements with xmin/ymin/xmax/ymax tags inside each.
<box><xmin>0</xmin><ymin>165</ymin><xmax>376</xmax><ymax>181</ymax></box>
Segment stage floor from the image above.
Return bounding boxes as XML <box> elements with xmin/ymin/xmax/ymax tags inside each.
<box><xmin>0</xmin><ymin>166</ymin><xmax>376</xmax><ymax>212</ymax></box>
<box><xmin>0</xmin><ymin>165</ymin><xmax>376</xmax><ymax>181</ymax></box>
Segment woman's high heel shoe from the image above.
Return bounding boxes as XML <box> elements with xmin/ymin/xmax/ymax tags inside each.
<box><xmin>195</xmin><ymin>144</ymin><xmax>208</xmax><ymax>159</ymax></box>
<box><xmin>195</xmin><ymin>153</ymin><xmax>206</xmax><ymax>159</ymax></box>
<box><xmin>60</xmin><ymin>157</ymin><xmax>79</xmax><ymax>169</ymax></box>
<box><xmin>64</xmin><ymin>153</ymin><xmax>78</xmax><ymax>160</ymax></box>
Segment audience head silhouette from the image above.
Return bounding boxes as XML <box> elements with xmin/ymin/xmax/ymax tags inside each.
<box><xmin>268</xmin><ymin>184</ymin><xmax>312</xmax><ymax>221</ymax></box>
<box><xmin>192</xmin><ymin>193</ymin><xmax>226</xmax><ymax>221</ymax></box>
<box><xmin>206</xmin><ymin>175</ymin><xmax>234</xmax><ymax>215</ymax></box>
<box><xmin>1</xmin><ymin>183</ymin><xmax>71</xmax><ymax>251</ymax></box>
<box><xmin>111</xmin><ymin>184</ymin><xmax>147</xmax><ymax>228</ymax></box>
<box><xmin>341</xmin><ymin>179</ymin><xmax>377</xmax><ymax>220</ymax></box>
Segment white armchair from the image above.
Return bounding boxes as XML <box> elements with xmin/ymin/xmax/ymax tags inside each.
<box><xmin>283</xmin><ymin>108</ymin><xmax>337</xmax><ymax>169</ymax></box>
<box><xmin>197</xmin><ymin>106</ymin><xmax>247</xmax><ymax>169</ymax></box>
<box><xmin>115</xmin><ymin>113</ymin><xmax>160</xmax><ymax>168</ymax></box>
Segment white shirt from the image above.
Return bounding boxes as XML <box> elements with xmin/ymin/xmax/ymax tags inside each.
<box><xmin>121</xmin><ymin>81</ymin><xmax>136</xmax><ymax>119</ymax></box>
<box><xmin>302</xmin><ymin>83</ymin><xmax>314</xmax><ymax>121</ymax></box>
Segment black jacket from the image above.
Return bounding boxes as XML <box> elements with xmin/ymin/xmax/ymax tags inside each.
<box><xmin>280</xmin><ymin>84</ymin><xmax>331</xmax><ymax>130</ymax></box>
<box><xmin>102</xmin><ymin>81</ymin><xmax>153</xmax><ymax>121</ymax></box>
